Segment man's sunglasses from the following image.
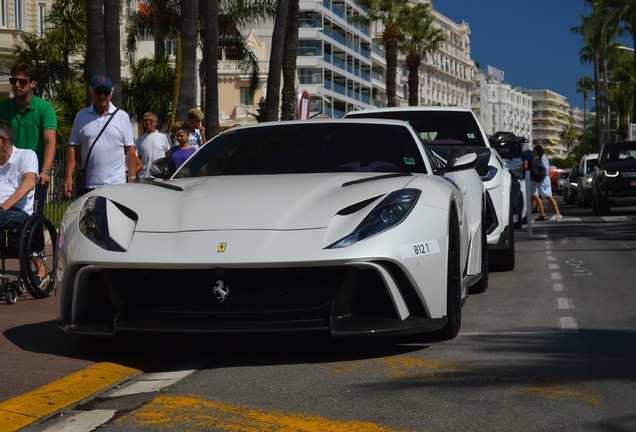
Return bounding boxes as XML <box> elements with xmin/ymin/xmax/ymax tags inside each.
<box><xmin>94</xmin><ymin>89</ymin><xmax>112</xmax><ymax>96</ymax></box>
<box><xmin>9</xmin><ymin>77</ymin><xmax>30</xmax><ymax>86</ymax></box>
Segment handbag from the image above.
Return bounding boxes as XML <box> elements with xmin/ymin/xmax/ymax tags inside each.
<box><xmin>76</xmin><ymin>108</ymin><xmax>120</xmax><ymax>195</ymax></box>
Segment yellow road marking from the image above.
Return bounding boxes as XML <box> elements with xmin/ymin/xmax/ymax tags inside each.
<box><xmin>0</xmin><ymin>362</ymin><xmax>140</xmax><ymax>432</ymax></box>
<box><xmin>116</xmin><ymin>394</ymin><xmax>416</xmax><ymax>431</ymax></box>
<box><xmin>522</xmin><ymin>383</ymin><xmax>599</xmax><ymax>405</ymax></box>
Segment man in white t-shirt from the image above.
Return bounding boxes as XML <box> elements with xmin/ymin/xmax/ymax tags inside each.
<box><xmin>136</xmin><ymin>111</ymin><xmax>171</xmax><ymax>179</ymax></box>
<box><xmin>63</xmin><ymin>73</ymin><xmax>137</xmax><ymax>197</ymax></box>
<box><xmin>0</xmin><ymin>119</ymin><xmax>38</xmax><ymax>228</ymax></box>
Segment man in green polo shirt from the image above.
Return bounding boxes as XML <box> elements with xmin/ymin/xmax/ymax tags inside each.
<box><xmin>0</xmin><ymin>62</ymin><xmax>57</xmax><ymax>214</ymax></box>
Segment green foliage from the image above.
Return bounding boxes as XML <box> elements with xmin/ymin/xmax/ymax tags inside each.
<box><xmin>121</xmin><ymin>52</ymin><xmax>176</xmax><ymax>129</ymax></box>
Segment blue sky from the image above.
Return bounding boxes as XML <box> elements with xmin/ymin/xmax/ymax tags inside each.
<box><xmin>431</xmin><ymin>1</ymin><xmax>619</xmax><ymax>110</ymax></box>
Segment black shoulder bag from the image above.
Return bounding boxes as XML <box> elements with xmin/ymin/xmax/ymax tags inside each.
<box><xmin>76</xmin><ymin>108</ymin><xmax>120</xmax><ymax>195</ymax></box>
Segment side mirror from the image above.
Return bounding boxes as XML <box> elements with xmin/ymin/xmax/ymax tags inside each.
<box><xmin>434</xmin><ymin>153</ymin><xmax>477</xmax><ymax>174</ymax></box>
<box><xmin>150</xmin><ymin>157</ymin><xmax>176</xmax><ymax>180</ymax></box>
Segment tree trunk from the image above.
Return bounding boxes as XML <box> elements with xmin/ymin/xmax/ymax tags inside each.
<box><xmin>151</xmin><ymin>0</ymin><xmax>168</xmax><ymax>56</ymax></box>
<box><xmin>104</xmin><ymin>0</ymin><xmax>122</xmax><ymax>107</ymax></box>
<box><xmin>264</xmin><ymin>0</ymin><xmax>289</xmax><ymax>122</ymax></box>
<box><xmin>176</xmin><ymin>0</ymin><xmax>200</xmax><ymax>120</ymax></box>
<box><xmin>281</xmin><ymin>0</ymin><xmax>299</xmax><ymax>121</ymax></box>
<box><xmin>203</xmin><ymin>0</ymin><xmax>219</xmax><ymax>137</ymax></box>
<box><xmin>406</xmin><ymin>52</ymin><xmax>420</xmax><ymax>106</ymax></box>
<box><xmin>384</xmin><ymin>29</ymin><xmax>399</xmax><ymax>107</ymax></box>
<box><xmin>86</xmin><ymin>0</ymin><xmax>106</xmax><ymax>83</ymax></box>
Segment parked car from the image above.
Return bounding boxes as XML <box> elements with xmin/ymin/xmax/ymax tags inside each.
<box><xmin>490</xmin><ymin>131</ymin><xmax>526</xmax><ymax>229</ymax></box>
<box><xmin>557</xmin><ymin>169</ymin><xmax>571</xmax><ymax>194</ymax></box>
<box><xmin>563</xmin><ymin>166</ymin><xmax>579</xmax><ymax>204</ymax></box>
<box><xmin>577</xmin><ymin>153</ymin><xmax>599</xmax><ymax>206</ymax></box>
<box><xmin>592</xmin><ymin>141</ymin><xmax>636</xmax><ymax>215</ymax></box>
<box><xmin>56</xmin><ymin>119</ymin><xmax>487</xmax><ymax>341</ymax></box>
<box><xmin>345</xmin><ymin>107</ymin><xmax>516</xmax><ymax>271</ymax></box>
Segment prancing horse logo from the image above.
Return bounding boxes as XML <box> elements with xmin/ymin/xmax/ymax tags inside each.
<box><xmin>213</xmin><ymin>280</ymin><xmax>229</xmax><ymax>302</ymax></box>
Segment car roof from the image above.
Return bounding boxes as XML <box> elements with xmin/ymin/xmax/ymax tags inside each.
<box><xmin>346</xmin><ymin>106</ymin><xmax>473</xmax><ymax>116</ymax></box>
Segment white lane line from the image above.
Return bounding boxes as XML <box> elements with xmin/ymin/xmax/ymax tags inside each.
<box><xmin>554</xmin><ymin>283</ymin><xmax>565</xmax><ymax>292</ymax></box>
<box><xmin>560</xmin><ymin>317</ymin><xmax>579</xmax><ymax>332</ymax></box>
<box><xmin>549</xmin><ymin>263</ymin><xmax>559</xmax><ymax>270</ymax></box>
<box><xmin>37</xmin><ymin>410</ymin><xmax>117</xmax><ymax>431</ymax></box>
<box><xmin>557</xmin><ymin>298</ymin><xmax>573</xmax><ymax>309</ymax></box>
<box><xmin>551</xmin><ymin>272</ymin><xmax>562</xmax><ymax>280</ymax></box>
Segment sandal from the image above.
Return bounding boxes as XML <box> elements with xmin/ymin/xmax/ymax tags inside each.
<box><xmin>536</xmin><ymin>215</ymin><xmax>547</xmax><ymax>221</ymax></box>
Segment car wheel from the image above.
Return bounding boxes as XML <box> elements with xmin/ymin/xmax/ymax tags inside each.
<box><xmin>433</xmin><ymin>207</ymin><xmax>462</xmax><ymax>341</ymax></box>
<box><xmin>469</xmin><ymin>198</ymin><xmax>489</xmax><ymax>294</ymax></box>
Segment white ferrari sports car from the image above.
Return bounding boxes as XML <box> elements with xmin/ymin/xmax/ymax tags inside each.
<box><xmin>346</xmin><ymin>107</ymin><xmax>516</xmax><ymax>271</ymax></box>
<box><xmin>56</xmin><ymin>119</ymin><xmax>487</xmax><ymax>340</ymax></box>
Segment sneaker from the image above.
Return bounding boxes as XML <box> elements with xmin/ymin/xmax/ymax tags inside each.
<box><xmin>34</xmin><ymin>274</ymin><xmax>51</xmax><ymax>290</ymax></box>
<box><xmin>551</xmin><ymin>214</ymin><xmax>563</xmax><ymax>221</ymax></box>
<box><xmin>536</xmin><ymin>215</ymin><xmax>547</xmax><ymax>221</ymax></box>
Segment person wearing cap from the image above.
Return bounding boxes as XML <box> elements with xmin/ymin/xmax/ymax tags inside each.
<box><xmin>63</xmin><ymin>73</ymin><xmax>137</xmax><ymax>196</ymax></box>
<box><xmin>0</xmin><ymin>62</ymin><xmax>57</xmax><ymax>214</ymax></box>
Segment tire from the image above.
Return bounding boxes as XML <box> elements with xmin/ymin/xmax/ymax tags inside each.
<box><xmin>469</xmin><ymin>198</ymin><xmax>489</xmax><ymax>294</ymax></box>
<box><xmin>20</xmin><ymin>214</ymin><xmax>57</xmax><ymax>299</ymax></box>
<box><xmin>489</xmin><ymin>199</ymin><xmax>515</xmax><ymax>272</ymax></box>
<box><xmin>434</xmin><ymin>207</ymin><xmax>462</xmax><ymax>341</ymax></box>
<box><xmin>4</xmin><ymin>286</ymin><xmax>17</xmax><ymax>304</ymax></box>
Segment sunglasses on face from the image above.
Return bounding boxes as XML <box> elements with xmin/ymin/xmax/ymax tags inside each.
<box><xmin>9</xmin><ymin>77</ymin><xmax>30</xmax><ymax>86</ymax></box>
<box><xmin>94</xmin><ymin>89</ymin><xmax>112</xmax><ymax>96</ymax></box>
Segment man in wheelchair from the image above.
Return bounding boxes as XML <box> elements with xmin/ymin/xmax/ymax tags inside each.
<box><xmin>0</xmin><ymin>119</ymin><xmax>56</xmax><ymax>303</ymax></box>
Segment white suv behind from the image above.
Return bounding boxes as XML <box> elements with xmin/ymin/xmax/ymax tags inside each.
<box><xmin>345</xmin><ymin>107</ymin><xmax>515</xmax><ymax>271</ymax></box>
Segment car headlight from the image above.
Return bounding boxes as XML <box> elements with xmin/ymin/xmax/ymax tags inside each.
<box><xmin>79</xmin><ymin>196</ymin><xmax>138</xmax><ymax>251</ymax></box>
<box><xmin>603</xmin><ymin>170</ymin><xmax>619</xmax><ymax>178</ymax></box>
<box><xmin>327</xmin><ymin>189</ymin><xmax>420</xmax><ymax>249</ymax></box>
<box><xmin>476</xmin><ymin>165</ymin><xmax>498</xmax><ymax>181</ymax></box>
<box><xmin>585</xmin><ymin>177</ymin><xmax>594</xmax><ymax>185</ymax></box>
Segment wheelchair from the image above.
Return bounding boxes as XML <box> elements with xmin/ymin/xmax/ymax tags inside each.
<box><xmin>0</xmin><ymin>213</ymin><xmax>57</xmax><ymax>304</ymax></box>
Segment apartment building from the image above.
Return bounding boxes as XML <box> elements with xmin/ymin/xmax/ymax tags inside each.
<box><xmin>414</xmin><ymin>6</ymin><xmax>477</xmax><ymax>109</ymax></box>
<box><xmin>488</xmin><ymin>81</ymin><xmax>533</xmax><ymax>140</ymax></box>
<box><xmin>526</xmin><ymin>89</ymin><xmax>571</xmax><ymax>156</ymax></box>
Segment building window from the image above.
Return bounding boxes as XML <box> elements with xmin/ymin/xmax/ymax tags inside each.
<box><xmin>297</xmin><ymin>39</ymin><xmax>322</xmax><ymax>57</ymax></box>
<box><xmin>239</xmin><ymin>87</ymin><xmax>253</xmax><ymax>105</ymax></box>
<box><xmin>0</xmin><ymin>0</ymin><xmax>6</xmax><ymax>28</ymax></box>
<box><xmin>165</xmin><ymin>39</ymin><xmax>177</xmax><ymax>56</ymax></box>
<box><xmin>38</xmin><ymin>3</ymin><xmax>46</xmax><ymax>36</ymax></box>
<box><xmin>298</xmin><ymin>68</ymin><xmax>323</xmax><ymax>85</ymax></box>
<box><xmin>14</xmin><ymin>0</ymin><xmax>23</xmax><ymax>29</ymax></box>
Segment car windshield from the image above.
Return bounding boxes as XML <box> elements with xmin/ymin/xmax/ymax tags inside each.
<box><xmin>347</xmin><ymin>110</ymin><xmax>487</xmax><ymax>148</ymax></box>
<box><xmin>601</xmin><ymin>142</ymin><xmax>636</xmax><ymax>163</ymax></box>
<box><xmin>586</xmin><ymin>159</ymin><xmax>598</xmax><ymax>173</ymax></box>
<box><xmin>174</xmin><ymin>122</ymin><xmax>428</xmax><ymax>178</ymax></box>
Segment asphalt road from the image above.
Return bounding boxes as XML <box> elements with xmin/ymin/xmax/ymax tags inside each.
<box><xmin>2</xmin><ymin>195</ymin><xmax>636</xmax><ymax>431</ymax></box>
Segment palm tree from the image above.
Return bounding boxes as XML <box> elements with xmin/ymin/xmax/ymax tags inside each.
<box><xmin>202</xmin><ymin>0</ymin><xmax>220</xmax><ymax>137</ymax></box>
<box><xmin>353</xmin><ymin>0</ymin><xmax>410</xmax><ymax>107</ymax></box>
<box><xmin>559</xmin><ymin>124</ymin><xmax>579</xmax><ymax>153</ymax></box>
<box><xmin>121</xmin><ymin>52</ymin><xmax>175</xmax><ymax>128</ymax></box>
<box><xmin>104</xmin><ymin>0</ymin><xmax>122</xmax><ymax>107</ymax></box>
<box><xmin>86</xmin><ymin>0</ymin><xmax>106</xmax><ymax>81</ymax></box>
<box><xmin>175</xmin><ymin>0</ymin><xmax>200</xmax><ymax>121</ymax></box>
<box><xmin>603</xmin><ymin>0</ymin><xmax>636</xmax><ymax>126</ymax></box>
<box><xmin>401</xmin><ymin>3</ymin><xmax>445</xmax><ymax>107</ymax></box>
<box><xmin>262</xmin><ymin>0</ymin><xmax>289</xmax><ymax>122</ymax></box>
<box><xmin>280</xmin><ymin>0</ymin><xmax>299</xmax><ymax>121</ymax></box>
<box><xmin>576</xmin><ymin>76</ymin><xmax>594</xmax><ymax>135</ymax></box>
<box><xmin>608</xmin><ymin>81</ymin><xmax>633</xmax><ymax>140</ymax></box>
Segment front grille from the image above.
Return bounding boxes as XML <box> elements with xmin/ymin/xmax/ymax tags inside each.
<box><xmin>104</xmin><ymin>267</ymin><xmax>349</xmax><ymax>314</ymax></box>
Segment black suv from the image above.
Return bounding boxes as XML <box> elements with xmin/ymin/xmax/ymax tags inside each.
<box><xmin>592</xmin><ymin>141</ymin><xmax>636</xmax><ymax>215</ymax></box>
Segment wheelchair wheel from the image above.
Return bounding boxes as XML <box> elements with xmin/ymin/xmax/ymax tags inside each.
<box><xmin>19</xmin><ymin>214</ymin><xmax>57</xmax><ymax>299</ymax></box>
<box><xmin>4</xmin><ymin>285</ymin><xmax>17</xmax><ymax>304</ymax></box>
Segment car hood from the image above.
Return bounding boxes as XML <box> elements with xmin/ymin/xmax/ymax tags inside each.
<box><xmin>95</xmin><ymin>173</ymin><xmax>418</xmax><ymax>232</ymax></box>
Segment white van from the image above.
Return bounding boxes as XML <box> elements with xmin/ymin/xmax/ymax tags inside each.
<box><xmin>576</xmin><ymin>153</ymin><xmax>599</xmax><ymax>206</ymax></box>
